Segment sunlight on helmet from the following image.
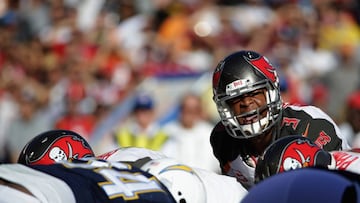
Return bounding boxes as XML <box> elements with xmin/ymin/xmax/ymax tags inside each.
<box><xmin>141</xmin><ymin>158</ymin><xmax>206</xmax><ymax>203</ymax></box>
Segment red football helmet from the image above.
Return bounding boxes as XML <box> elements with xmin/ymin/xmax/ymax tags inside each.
<box><xmin>255</xmin><ymin>135</ymin><xmax>332</xmax><ymax>183</ymax></box>
<box><xmin>212</xmin><ymin>50</ymin><xmax>282</xmax><ymax>139</ymax></box>
<box><xmin>18</xmin><ymin>129</ymin><xmax>95</xmax><ymax>165</ymax></box>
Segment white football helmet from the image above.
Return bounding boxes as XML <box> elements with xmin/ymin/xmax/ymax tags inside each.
<box><xmin>141</xmin><ymin>158</ymin><xmax>207</xmax><ymax>203</ymax></box>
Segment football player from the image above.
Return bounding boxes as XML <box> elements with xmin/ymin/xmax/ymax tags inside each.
<box><xmin>210</xmin><ymin>50</ymin><xmax>350</xmax><ymax>188</ymax></box>
<box><xmin>98</xmin><ymin>147</ymin><xmax>248</xmax><ymax>203</ymax></box>
<box><xmin>0</xmin><ymin>158</ymin><xmax>176</xmax><ymax>203</ymax></box>
<box><xmin>17</xmin><ymin>131</ymin><xmax>244</xmax><ymax>202</ymax></box>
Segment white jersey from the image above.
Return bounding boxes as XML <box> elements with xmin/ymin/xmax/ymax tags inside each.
<box><xmin>163</xmin><ymin>121</ymin><xmax>220</xmax><ymax>173</ymax></box>
<box><xmin>193</xmin><ymin>167</ymin><xmax>247</xmax><ymax>203</ymax></box>
<box><xmin>97</xmin><ymin>147</ymin><xmax>168</xmax><ymax>161</ymax></box>
<box><xmin>98</xmin><ymin>147</ymin><xmax>248</xmax><ymax>203</ymax></box>
<box><xmin>331</xmin><ymin>150</ymin><xmax>360</xmax><ymax>173</ymax></box>
<box><xmin>0</xmin><ymin>185</ymin><xmax>41</xmax><ymax>203</ymax></box>
<box><xmin>0</xmin><ymin>164</ymin><xmax>76</xmax><ymax>203</ymax></box>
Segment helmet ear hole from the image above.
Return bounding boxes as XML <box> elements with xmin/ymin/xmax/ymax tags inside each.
<box><xmin>179</xmin><ymin>198</ymin><xmax>186</xmax><ymax>203</ymax></box>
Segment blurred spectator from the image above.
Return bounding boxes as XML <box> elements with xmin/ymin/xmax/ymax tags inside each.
<box><xmin>319</xmin><ymin>43</ymin><xmax>360</xmax><ymax>123</ymax></box>
<box><xmin>309</xmin><ymin>83</ymin><xmax>329</xmax><ymax>113</ymax></box>
<box><xmin>315</xmin><ymin>1</ymin><xmax>360</xmax><ymax>123</ymax></box>
<box><xmin>163</xmin><ymin>93</ymin><xmax>219</xmax><ymax>173</ymax></box>
<box><xmin>339</xmin><ymin>90</ymin><xmax>360</xmax><ymax>147</ymax></box>
<box><xmin>155</xmin><ymin>2</ymin><xmax>192</xmax><ymax>57</ymax></box>
<box><xmin>54</xmin><ymin>97</ymin><xmax>96</xmax><ymax>141</ymax></box>
<box><xmin>18</xmin><ymin>0</ymin><xmax>51</xmax><ymax>39</ymax></box>
<box><xmin>278</xmin><ymin>74</ymin><xmax>305</xmax><ymax>106</ymax></box>
<box><xmin>5</xmin><ymin>89</ymin><xmax>52</xmax><ymax>163</ymax></box>
<box><xmin>0</xmin><ymin>0</ymin><xmax>360</xmax><ymax>154</ymax></box>
<box><xmin>316</xmin><ymin>1</ymin><xmax>360</xmax><ymax>51</ymax></box>
<box><xmin>52</xmin><ymin>62</ymin><xmax>96</xmax><ymax>140</ymax></box>
<box><xmin>0</xmin><ymin>83</ymin><xmax>19</xmax><ymax>163</ymax></box>
<box><xmin>112</xmin><ymin>92</ymin><xmax>172</xmax><ymax>152</ymax></box>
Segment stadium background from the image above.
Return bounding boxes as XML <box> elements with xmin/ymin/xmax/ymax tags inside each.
<box><xmin>0</xmin><ymin>0</ymin><xmax>359</xmax><ymax>161</ymax></box>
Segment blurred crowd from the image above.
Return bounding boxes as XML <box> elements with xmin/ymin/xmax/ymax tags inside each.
<box><xmin>0</xmin><ymin>0</ymin><xmax>360</xmax><ymax>169</ymax></box>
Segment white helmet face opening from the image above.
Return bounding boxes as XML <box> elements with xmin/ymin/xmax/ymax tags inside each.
<box><xmin>215</xmin><ymin>81</ymin><xmax>282</xmax><ymax>139</ymax></box>
<box><xmin>141</xmin><ymin>158</ymin><xmax>206</xmax><ymax>203</ymax></box>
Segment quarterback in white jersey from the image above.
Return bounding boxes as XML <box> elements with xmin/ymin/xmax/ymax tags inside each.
<box><xmin>255</xmin><ymin>135</ymin><xmax>360</xmax><ymax>183</ymax></box>
<box><xmin>98</xmin><ymin>147</ymin><xmax>248</xmax><ymax>203</ymax></box>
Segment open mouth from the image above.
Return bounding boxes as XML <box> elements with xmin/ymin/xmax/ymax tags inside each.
<box><xmin>237</xmin><ymin>106</ymin><xmax>268</xmax><ymax>125</ymax></box>
<box><xmin>244</xmin><ymin>114</ymin><xmax>258</xmax><ymax>123</ymax></box>
<box><xmin>238</xmin><ymin>111</ymin><xmax>259</xmax><ymax>124</ymax></box>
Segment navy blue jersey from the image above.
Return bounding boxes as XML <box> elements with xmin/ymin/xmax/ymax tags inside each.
<box><xmin>31</xmin><ymin>159</ymin><xmax>175</xmax><ymax>203</ymax></box>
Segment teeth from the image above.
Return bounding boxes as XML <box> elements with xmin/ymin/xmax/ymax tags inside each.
<box><xmin>245</xmin><ymin>116</ymin><xmax>255</xmax><ymax>121</ymax></box>
<box><xmin>245</xmin><ymin>114</ymin><xmax>257</xmax><ymax>121</ymax></box>
<box><xmin>241</xmin><ymin>115</ymin><xmax>258</xmax><ymax>124</ymax></box>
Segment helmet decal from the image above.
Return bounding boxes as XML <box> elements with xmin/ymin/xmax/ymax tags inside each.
<box><xmin>225</xmin><ymin>79</ymin><xmax>251</xmax><ymax>96</ymax></box>
<box><xmin>255</xmin><ymin>136</ymin><xmax>333</xmax><ymax>183</ymax></box>
<box><xmin>278</xmin><ymin>138</ymin><xmax>322</xmax><ymax>173</ymax></box>
<box><xmin>29</xmin><ymin>135</ymin><xmax>94</xmax><ymax>165</ymax></box>
<box><xmin>248</xmin><ymin>56</ymin><xmax>277</xmax><ymax>83</ymax></box>
<box><xmin>49</xmin><ymin>146</ymin><xmax>68</xmax><ymax>162</ymax></box>
<box><xmin>213</xmin><ymin>61</ymin><xmax>225</xmax><ymax>91</ymax></box>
